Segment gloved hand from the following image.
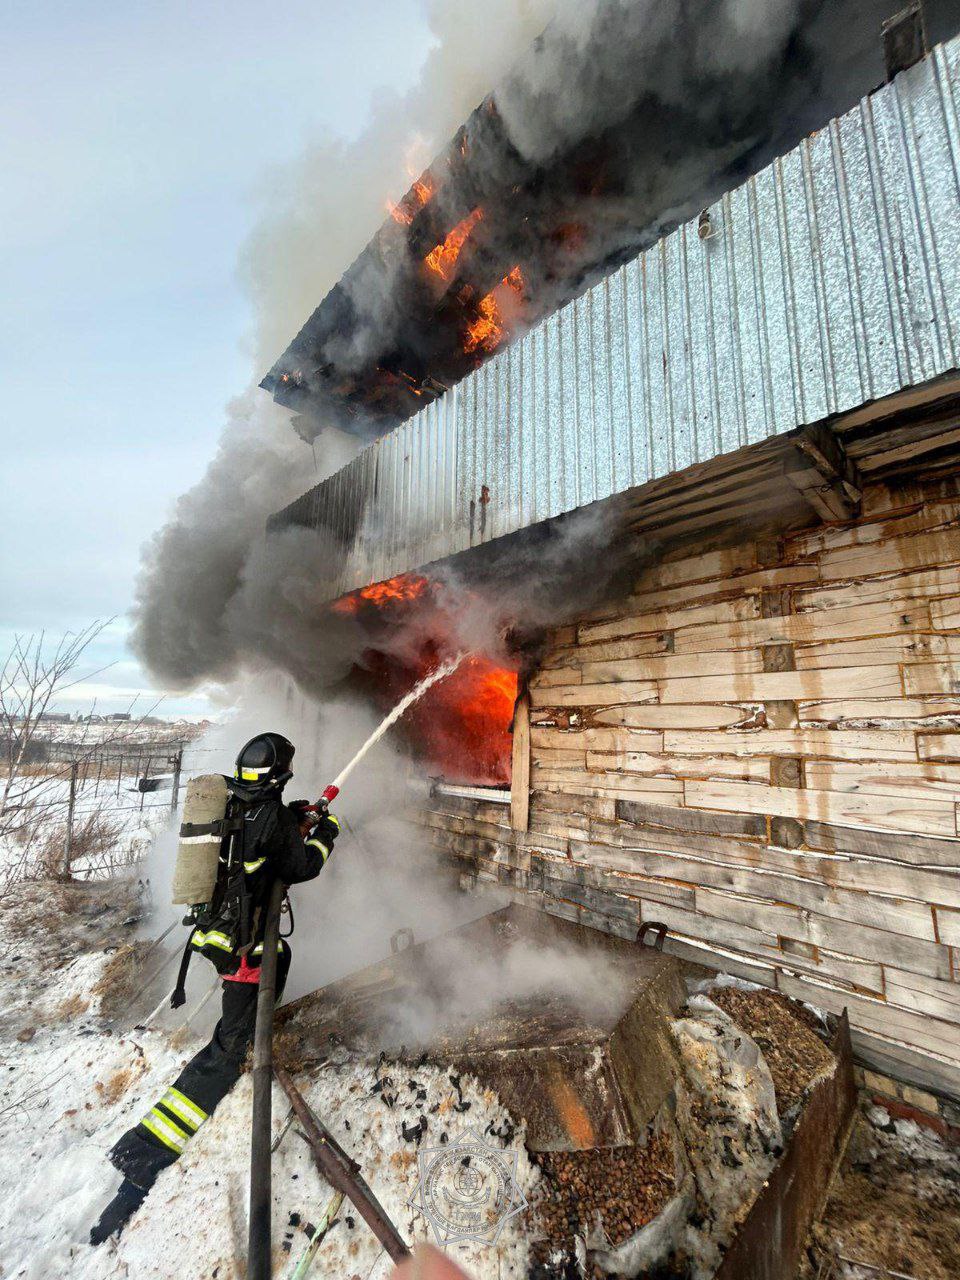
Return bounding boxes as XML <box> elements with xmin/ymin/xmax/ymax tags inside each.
<box><xmin>287</xmin><ymin>799</ymin><xmax>316</xmax><ymax>837</ymax></box>
<box><xmin>312</xmin><ymin>810</ymin><xmax>340</xmax><ymax>851</ymax></box>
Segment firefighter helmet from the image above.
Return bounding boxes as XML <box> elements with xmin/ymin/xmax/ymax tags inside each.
<box><xmin>234</xmin><ymin>733</ymin><xmax>295</xmax><ymax>787</ymax></box>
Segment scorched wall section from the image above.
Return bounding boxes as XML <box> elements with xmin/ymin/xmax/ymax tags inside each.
<box><xmin>418</xmin><ymin>471</ymin><xmax>960</xmax><ymax>1101</ymax></box>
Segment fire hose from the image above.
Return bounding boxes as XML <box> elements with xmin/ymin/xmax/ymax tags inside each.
<box><xmin>301</xmin><ymin>650</ymin><xmax>466</xmax><ymax>817</ymax></box>
<box><xmin>247</xmin><ymin>652</ymin><xmax>465</xmax><ymax>1279</ymax></box>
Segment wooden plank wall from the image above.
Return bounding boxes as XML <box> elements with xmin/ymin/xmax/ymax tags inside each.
<box><xmin>416</xmin><ymin>473</ymin><xmax>960</xmax><ymax>1099</ymax></box>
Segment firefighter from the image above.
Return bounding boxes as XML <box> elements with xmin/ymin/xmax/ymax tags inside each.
<box><xmin>90</xmin><ymin>732</ymin><xmax>339</xmax><ymax>1245</ymax></box>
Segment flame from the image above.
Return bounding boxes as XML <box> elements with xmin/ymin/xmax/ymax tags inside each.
<box><xmin>388</xmin><ymin>174</ymin><xmax>436</xmax><ymax>225</ymax></box>
<box><xmin>424</xmin><ymin>207</ymin><xmax>484</xmax><ymax>283</ymax></box>
<box><xmin>331</xmin><ymin>573</ymin><xmax>429</xmax><ymax>615</ymax></box>
<box><xmin>464</xmin><ymin>266</ymin><xmax>525</xmax><ymax>355</ymax></box>
<box><xmin>411</xmin><ymin>656</ymin><xmax>517</xmax><ymax>785</ymax></box>
<box><xmin>330</xmin><ymin>574</ymin><xmax>517</xmax><ymax>785</ymax></box>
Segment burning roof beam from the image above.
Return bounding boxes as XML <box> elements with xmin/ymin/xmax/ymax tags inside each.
<box><xmin>262</xmin><ymin>2</ymin><xmax>960</xmax><ymax>443</ymax></box>
<box><xmin>268</xmin><ymin>36</ymin><xmax>960</xmax><ymax>604</ymax></box>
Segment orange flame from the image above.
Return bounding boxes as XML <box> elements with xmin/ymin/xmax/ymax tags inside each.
<box><xmin>388</xmin><ymin>174</ymin><xmax>436</xmax><ymax>225</ymax></box>
<box><xmin>404</xmin><ymin>656</ymin><xmax>517</xmax><ymax>786</ymax></box>
<box><xmin>464</xmin><ymin>265</ymin><xmax>525</xmax><ymax>355</ymax></box>
<box><xmin>424</xmin><ymin>207</ymin><xmax>484</xmax><ymax>283</ymax></box>
<box><xmin>331</xmin><ymin>573</ymin><xmax>429</xmax><ymax>615</ymax></box>
<box><xmin>329</xmin><ymin>574</ymin><xmax>517</xmax><ymax>785</ymax></box>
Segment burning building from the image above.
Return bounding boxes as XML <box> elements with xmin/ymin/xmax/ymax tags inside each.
<box><xmin>266</xmin><ymin>8</ymin><xmax>960</xmax><ymax>1127</ymax></box>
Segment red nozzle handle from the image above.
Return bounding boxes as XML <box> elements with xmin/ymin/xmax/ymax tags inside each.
<box><xmin>303</xmin><ymin>784</ymin><xmax>340</xmax><ymax>816</ymax></box>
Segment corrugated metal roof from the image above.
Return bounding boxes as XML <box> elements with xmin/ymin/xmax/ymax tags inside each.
<box><xmin>271</xmin><ymin>36</ymin><xmax>960</xmax><ymax>599</ymax></box>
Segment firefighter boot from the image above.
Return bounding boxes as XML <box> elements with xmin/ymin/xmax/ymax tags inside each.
<box><xmin>89</xmin><ymin>1178</ymin><xmax>148</xmax><ymax>1245</ymax></box>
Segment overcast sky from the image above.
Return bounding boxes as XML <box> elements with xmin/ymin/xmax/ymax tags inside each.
<box><xmin>1</xmin><ymin>0</ymin><xmax>430</xmax><ymax>718</ymax></box>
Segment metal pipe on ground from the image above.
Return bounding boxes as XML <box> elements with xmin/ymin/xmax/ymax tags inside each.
<box><xmin>248</xmin><ymin>878</ymin><xmax>284</xmax><ymax>1280</ymax></box>
<box><xmin>275</xmin><ymin>1066</ymin><xmax>410</xmax><ymax>1265</ymax></box>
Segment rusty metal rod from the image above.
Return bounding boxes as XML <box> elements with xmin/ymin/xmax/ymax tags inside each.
<box><xmin>248</xmin><ymin>878</ymin><xmax>285</xmax><ymax>1280</ymax></box>
<box><xmin>274</xmin><ymin>1066</ymin><xmax>410</xmax><ymax>1265</ymax></box>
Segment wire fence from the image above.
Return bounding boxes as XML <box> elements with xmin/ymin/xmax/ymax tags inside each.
<box><xmin>59</xmin><ymin>746</ymin><xmax>185</xmax><ymax>869</ymax></box>
<box><xmin>3</xmin><ymin>737</ymin><xmax>319</xmax><ymax>888</ymax></box>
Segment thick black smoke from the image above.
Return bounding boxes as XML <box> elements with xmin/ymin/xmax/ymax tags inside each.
<box><xmin>133</xmin><ymin>0</ymin><xmax>960</xmax><ymax>694</ymax></box>
<box><xmin>132</xmin><ymin>0</ymin><xmax>554</xmax><ymax>690</ymax></box>
<box><xmin>267</xmin><ymin>0</ymin><xmax>960</xmax><ymax>439</ymax></box>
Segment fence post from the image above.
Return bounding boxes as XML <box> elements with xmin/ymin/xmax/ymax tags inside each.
<box><xmin>170</xmin><ymin>748</ymin><xmax>183</xmax><ymax>812</ymax></box>
<box><xmin>116</xmin><ymin>753</ymin><xmax>123</xmax><ymax>798</ymax></box>
<box><xmin>63</xmin><ymin>760</ymin><xmax>79</xmax><ymax>878</ymax></box>
<box><xmin>140</xmin><ymin>756</ymin><xmax>152</xmax><ymax>812</ymax></box>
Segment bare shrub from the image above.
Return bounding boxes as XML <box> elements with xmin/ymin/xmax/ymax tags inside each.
<box><xmin>92</xmin><ymin>942</ymin><xmax>151</xmax><ymax>1021</ymax></box>
<box><xmin>32</xmin><ymin>807</ymin><xmax>126</xmax><ymax>881</ymax></box>
<box><xmin>53</xmin><ymin>993</ymin><xmax>90</xmax><ymax>1021</ymax></box>
<box><xmin>0</xmin><ymin>623</ymin><xmax>172</xmax><ymax>898</ymax></box>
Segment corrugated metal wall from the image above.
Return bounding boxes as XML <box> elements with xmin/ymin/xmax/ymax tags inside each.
<box><xmin>271</xmin><ymin>35</ymin><xmax>960</xmax><ymax>599</ymax></box>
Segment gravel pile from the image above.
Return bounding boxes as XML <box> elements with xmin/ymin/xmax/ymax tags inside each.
<box><xmin>708</xmin><ymin>986</ymin><xmax>835</xmax><ymax>1118</ymax></box>
<box><xmin>531</xmin><ymin>1130</ymin><xmax>675</xmax><ymax>1258</ymax></box>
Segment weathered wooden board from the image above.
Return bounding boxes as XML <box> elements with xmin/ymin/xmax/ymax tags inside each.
<box><xmin>935</xmin><ymin>908</ymin><xmax>960</xmax><ymax>946</ymax></box>
<box><xmin>578</xmin><ymin>596</ymin><xmax>760</xmax><ymax>645</ymax></box>
<box><xmin>592</xmin><ymin>704</ymin><xmax>758</xmax><ymax>729</ymax></box>
<box><xmin>849</xmin><ymin>1027</ymin><xmax>960</xmax><ymax>1100</ymax></box>
<box><xmin>817</xmin><ymin>529</ymin><xmax>960</xmax><ymax>581</ymax></box>
<box><xmin>532</xmin><ymin>666</ymin><xmax>583</xmax><ymax>687</ymax></box>
<box><xmin>659</xmin><ymin>666</ymin><xmax>903</xmax><ymax>704</ymax></box>
<box><xmin>801</xmin><ymin>818</ymin><xmax>960</xmax><ymax>868</ymax></box>
<box><xmin>585</xmin><ymin>751</ymin><xmax>771</xmax><ymax>781</ymax></box>
<box><xmin>530</xmin><ymin>727</ymin><xmax>664</xmax><ymax>753</ymax></box>
<box><xmin>799</xmin><ymin>697</ymin><xmax>960</xmax><ymax>722</ymax></box>
<box><xmin>786</xmin><ymin>502</ymin><xmax>960</xmax><ymax>558</ymax></box>
<box><xmin>530</xmin><ymin>680</ymin><xmax>659</xmax><ymax>708</ymax></box>
<box><xmin>775</xmin><ymin>971</ymin><xmax>960</xmax><ymax>1059</ymax></box>
<box><xmin>511</xmin><ymin>691</ymin><xmax>531</xmax><ymax>833</ymax></box>
<box><xmin>884</xmin><ymin>968</ymin><xmax>960</xmax><ymax>1022</ymax></box>
<box><xmin>685</xmin><ymin>778</ymin><xmax>958</xmax><ymax>838</ymax></box>
<box><xmin>903</xmin><ymin>662</ymin><xmax>960</xmax><ymax>696</ymax></box>
<box><xmin>632</xmin><ymin>543</ymin><xmax>761</xmax><ymax>591</ymax></box>
<box><xmin>541</xmin><ymin>635</ymin><xmax>669</xmax><ymax>666</ymax></box>
<box><xmin>577</xmin><ymin>651</ymin><xmax>766</xmax><ymax>683</ymax></box>
<box><xmin>663</xmin><ymin>729</ymin><xmax>917</xmax><ymax>762</ymax></box>
<box><xmin>569</xmin><ymin>840</ymin><xmax>941</xmax><ymax>940</ymax></box>
<box><xmin>795</xmin><ymin>565</ymin><xmax>960</xmax><ymax>612</ymax></box>
<box><xmin>931</xmin><ymin>595</ymin><xmax>960</xmax><ymax>629</ymax></box>
<box><xmin>795</xmin><ymin>634</ymin><xmax>960</xmax><ymax>669</ymax></box>
<box><xmin>671</xmin><ymin>601</ymin><xmax>930</xmax><ymax>654</ymax></box>
<box><xmin>615</xmin><ymin>798</ymin><xmax>767</xmax><ymax>838</ymax></box>
<box><xmin>692</xmin><ymin>886</ymin><xmax>951</xmax><ymax>980</ymax></box>
<box><xmin>641</xmin><ymin>901</ymin><xmax>885</xmax><ymax>995</ymax></box>
<box><xmin>803</xmin><ymin>759</ymin><xmax>960</xmax><ymax>801</ymax></box>
<box><xmin>626</xmin><ymin>565</ymin><xmax>819</xmax><ymax>613</ymax></box>
<box><xmin>918</xmin><ymin>732</ymin><xmax>960</xmax><ymax>761</ymax></box>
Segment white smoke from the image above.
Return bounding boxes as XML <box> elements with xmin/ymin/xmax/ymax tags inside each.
<box><xmin>132</xmin><ymin>0</ymin><xmax>557</xmax><ymax>690</ymax></box>
<box><xmin>140</xmin><ymin>675</ymin><xmax>511</xmax><ymax>1010</ymax></box>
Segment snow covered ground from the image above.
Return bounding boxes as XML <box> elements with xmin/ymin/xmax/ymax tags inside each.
<box><xmin>0</xmin><ymin>881</ymin><xmax>538</xmax><ymax>1280</ymax></box>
